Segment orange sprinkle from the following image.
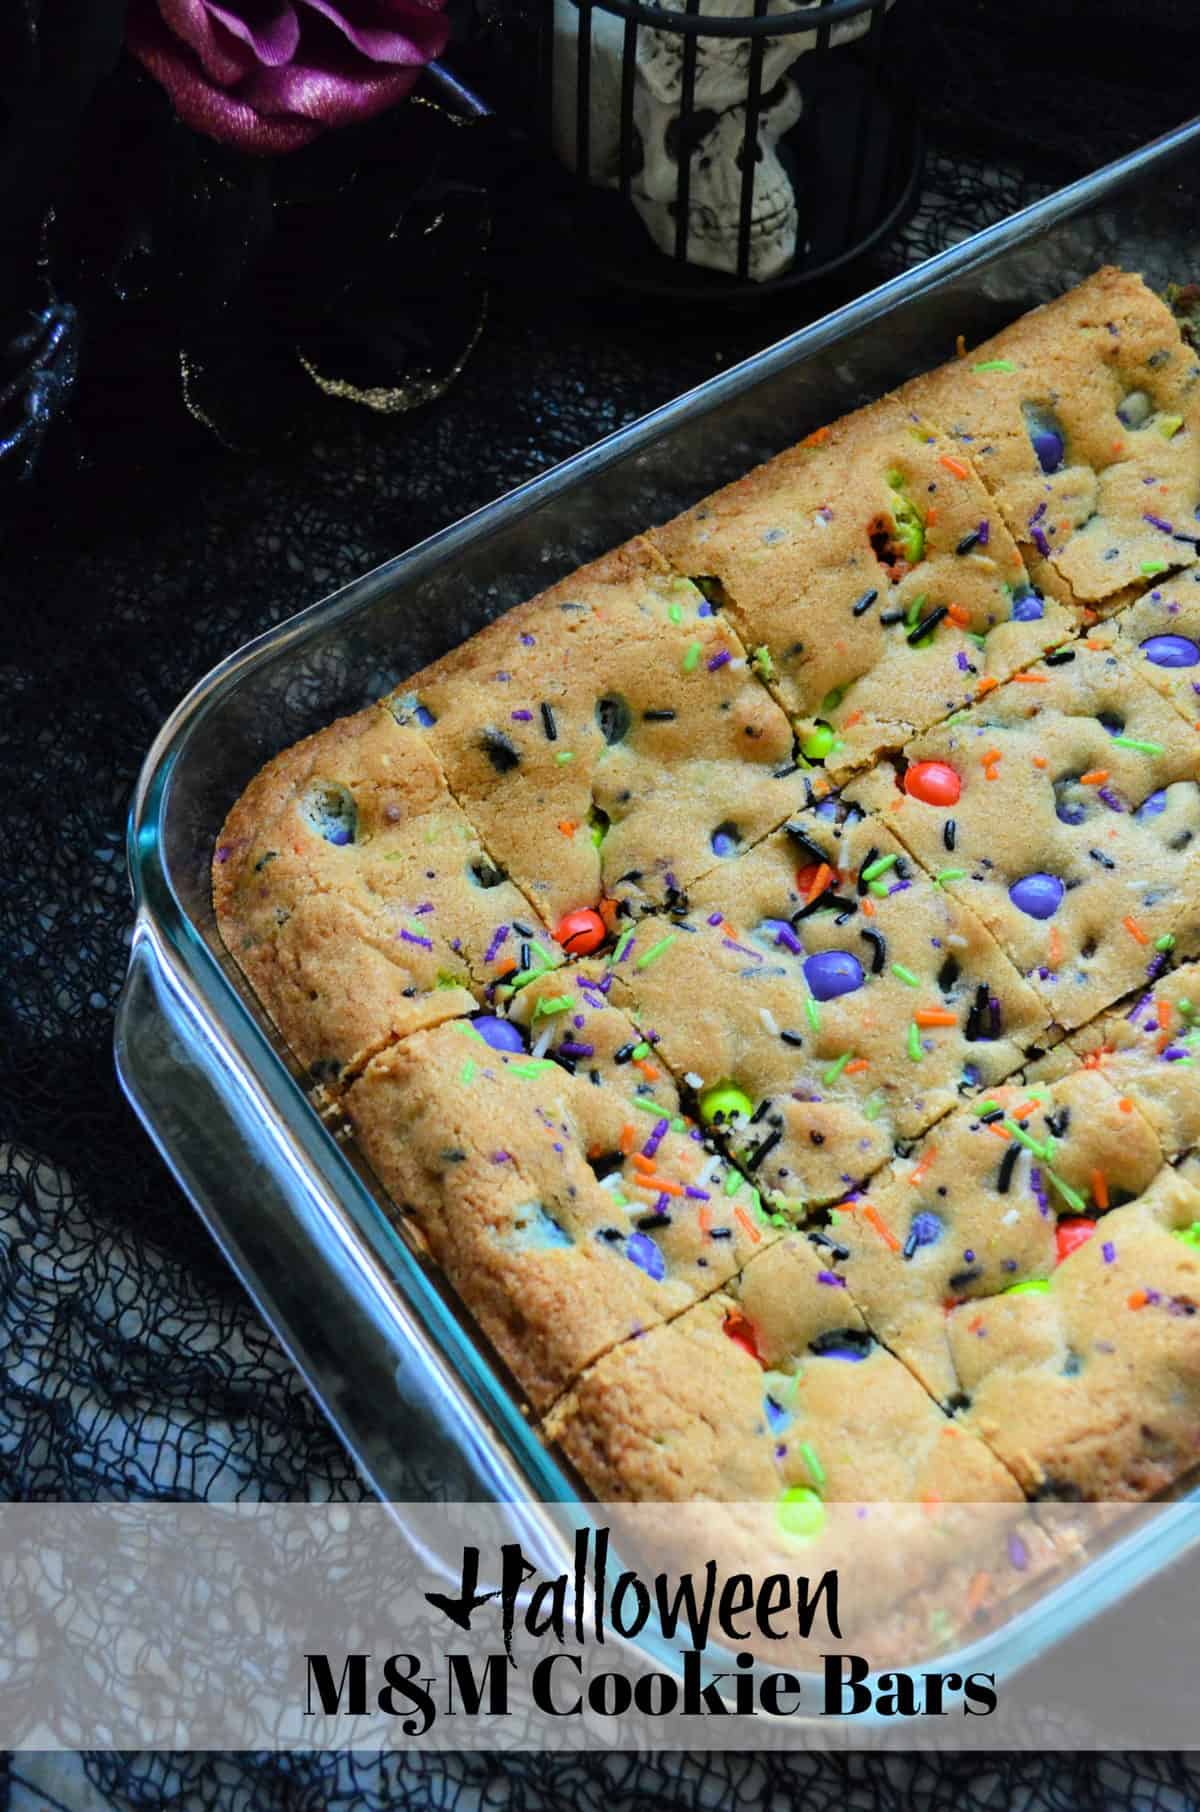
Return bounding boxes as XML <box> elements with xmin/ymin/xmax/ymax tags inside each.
<box><xmin>698</xmin><ymin>1204</ymin><xmax>713</xmax><ymax>1237</ymax></box>
<box><xmin>862</xmin><ymin>1203</ymin><xmax>900</xmax><ymax>1252</ymax></box>
<box><xmin>1118</xmin><ymin>1097</ymin><xmax>1134</xmax><ymax>1113</ymax></box>
<box><xmin>843</xmin><ymin>1058</ymin><xmax>870</xmax><ymax>1076</ymax></box>
<box><xmin>1032</xmin><ymin>755</ymin><xmax>1048</xmax><ymax>769</ymax></box>
<box><xmin>494</xmin><ymin>958</ymin><xmax>517</xmax><ymax>978</ymax></box>
<box><xmin>965</xmin><ymin>1572</ymin><xmax>992</xmax><ymax>1617</ymax></box>
<box><xmin>914</xmin><ymin>1008</ymin><xmax>958</xmax><ymax>1028</ymax></box>
<box><xmin>989</xmin><ymin>1123</ymin><xmax>1012</xmax><ymax>1141</ymax></box>
<box><xmin>976</xmin><ymin>676</ymin><xmax>999</xmax><ymax>697</ymax></box>
<box><xmin>806</xmin><ymin>862</ymin><xmax>834</xmax><ymax>904</ymax></box>
<box><xmin>1091</xmin><ymin>1169</ymin><xmax>1110</xmax><ymax>1211</ymax></box>
<box><xmin>1048</xmin><ymin>926</ymin><xmax>1063</xmax><ymax>967</ymax></box>
<box><xmin>1128</xmin><ymin>1290</ymin><xmax>1149</xmax><ymax>1311</ymax></box>
<box><xmin>967</xmin><ymin>1314</ymin><xmax>984</xmax><ymax>1334</ymax></box>
<box><xmin>802</xmin><ymin>425</ymin><xmax>830</xmax><ymax>447</ymax></box>
<box><xmin>734</xmin><ymin>1205</ymin><xmax>762</xmax><ymax>1245</ymax></box>
<box><xmin>1156</xmin><ymin>1000</ymin><xmax>1172</xmax><ymax>1030</ymax></box>
<box><xmin>1123</xmin><ymin>916</ymin><xmax>1149</xmax><ymax>946</ymax></box>
<box><xmin>1082</xmin><ymin>607</ymin><xmax>1098</xmax><ymax>626</ymax></box>
<box><xmin>634</xmin><ymin>1060</ymin><xmax>660</xmax><ymax>1082</ymax></box>
<box><xmin>908</xmin><ymin>1147</ymin><xmax>938</xmax><ymax>1186</ymax></box>
<box><xmin>557</xmin><ymin>819</ymin><xmax>577</xmax><ymax>838</ymax></box>
<box><xmin>939</xmin><ymin>454</ymin><xmax>970</xmax><ymax>480</ymax></box>
<box><xmin>1080</xmin><ymin>769</ymin><xmax>1109</xmax><ymax>786</ymax></box>
<box><xmin>619</xmin><ymin>1123</ymin><xmax>636</xmax><ymax>1154</ymax></box>
<box><xmin>587</xmin><ymin>1143</ymin><xmax>604</xmax><ymax>1160</ymax></box>
<box><xmin>1012</xmin><ymin>671</ymin><xmax>1048</xmax><ymax>683</ymax></box>
<box><xmin>636</xmin><ymin>1176</ymin><xmax>684</xmax><ymax>1198</ymax></box>
<box><xmin>843</xmin><ymin>709</ymin><xmax>863</xmax><ymax>729</ymax></box>
<box><xmin>1112</xmin><ymin>439</ymin><xmax>1124</xmax><ymax>455</ymax></box>
<box><xmin>1010</xmin><ymin>1100</ymin><xmax>1040</xmax><ymax>1122</ymax></box>
<box><xmin>981</xmin><ymin>747</ymin><xmax>1002</xmax><ymax>765</ymax></box>
<box><xmin>946</xmin><ymin>602</ymin><xmax>970</xmax><ymax>627</ymax></box>
<box><xmin>631</xmin><ymin>1151</ymin><xmax>655</xmax><ymax>1172</ymax></box>
<box><xmin>861</xmin><ymin>896</ymin><xmax>876</xmax><ymax>917</ymax></box>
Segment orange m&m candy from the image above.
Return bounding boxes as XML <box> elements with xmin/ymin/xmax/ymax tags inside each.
<box><xmin>904</xmin><ymin>760</ymin><xmax>961</xmax><ymax>806</ymax></box>
<box><xmin>1055</xmin><ymin>1218</ymin><xmax>1096</xmax><ymax>1264</ymax></box>
<box><xmin>555</xmin><ymin>907</ymin><xmax>607</xmax><ymax>956</ymax></box>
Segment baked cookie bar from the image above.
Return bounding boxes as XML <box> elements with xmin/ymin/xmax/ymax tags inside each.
<box><xmin>391</xmin><ymin>536</ymin><xmax>803</xmax><ymax>924</ymax></box>
<box><xmin>902</xmin><ymin>267</ymin><xmax>1200</xmax><ymax>611</ymax></box>
<box><xmin>1065</xmin><ymin>962</ymin><xmax>1200</xmax><ymax>1160</ymax></box>
<box><xmin>826</xmin><ymin>1065</ymin><xmax>1165</xmax><ymax>1405</ymax></box>
<box><xmin>849</xmin><ymin>640</ymin><xmax>1200</xmax><ymax>1029</ymax></box>
<box><xmin>1108</xmin><ymin>569</ymin><xmax>1200</xmax><ymax>727</ymax></box>
<box><xmin>605</xmin><ymin>806</ymin><xmax>1050</xmax><ymax>1210</ymax></box>
<box><xmin>505</xmin><ymin>961</ymin><xmax>680</xmax><ymax>1116</ymax></box>
<box><xmin>343</xmin><ymin>1018</ymin><xmax>776</xmax><ymax>1408</ymax></box>
<box><xmin>650</xmin><ymin>394</ymin><xmax>1074</xmax><ymax>781</ymax></box>
<box><xmin>213</xmin><ymin>703</ymin><xmax>558</xmax><ymax>1084</ymax></box>
<box><xmin>949</xmin><ymin>1160</ymin><xmax>1200</xmax><ymax>1500</ymax></box>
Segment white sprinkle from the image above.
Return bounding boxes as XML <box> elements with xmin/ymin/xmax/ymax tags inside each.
<box><xmin>946</xmin><ymin>933</ymin><xmax>969</xmax><ymax>949</ymax></box>
<box><xmin>685</xmin><ymin>1071</ymin><xmax>705</xmax><ymax>1090</ymax></box>
<box><xmin>532</xmin><ymin>1026</ymin><xmax>554</xmax><ymax>1059</ymax></box>
<box><xmin>759</xmin><ymin>1006</ymin><xmax>780</xmax><ymax>1036</ymax></box>
<box><xmin>1002</xmin><ymin>1208</ymin><xmax>1019</xmax><ymax>1225</ymax></box>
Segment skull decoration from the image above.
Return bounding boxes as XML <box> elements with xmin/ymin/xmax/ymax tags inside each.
<box><xmin>552</xmin><ymin>0</ymin><xmax>881</xmax><ymax>283</ymax></box>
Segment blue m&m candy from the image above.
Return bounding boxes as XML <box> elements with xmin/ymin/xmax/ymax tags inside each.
<box><xmin>803</xmin><ymin>950</ymin><xmax>865</xmax><ymax>1001</ymax></box>
<box><xmin>473</xmin><ymin>1015</ymin><xmax>525</xmax><ymax>1052</ymax></box>
<box><xmin>1140</xmin><ymin>634</ymin><xmax>1200</xmax><ymax>668</ymax></box>
<box><xmin>1009</xmin><ymin>873</ymin><xmax>1064</xmax><ymax>920</ymax></box>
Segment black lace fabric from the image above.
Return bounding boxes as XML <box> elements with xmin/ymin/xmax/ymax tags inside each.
<box><xmin>3</xmin><ymin>2</ymin><xmax>1200</xmax><ymax>1803</ymax></box>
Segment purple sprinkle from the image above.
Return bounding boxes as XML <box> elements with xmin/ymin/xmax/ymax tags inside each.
<box><xmin>816</xmin><ymin>1271</ymin><xmax>846</xmax><ymax>1288</ymax></box>
<box><xmin>1163</xmin><ymin>1045</ymin><xmax>1190</xmax><ymax>1061</ymax></box>
<box><xmin>400</xmin><ymin>928</ymin><xmax>433</xmax><ymax>948</ymax></box>
<box><xmin>723</xmin><ymin>936</ymin><xmax>763</xmax><ymax>962</ymax></box>
<box><xmin>511</xmin><ymin>709</ymin><xmax>533</xmax><ymax>721</ymax></box>
<box><xmin>978</xmin><ymin>519</ymin><xmax>990</xmax><ymax>547</ymax></box>
<box><xmin>685</xmin><ymin>1186</ymin><xmax>711</xmax><ymax>1201</ymax></box>
<box><xmin>618</xmin><ymin>939</ymin><xmax>635</xmax><ymax>964</ymax></box>
<box><xmin>494</xmin><ymin>672</ymin><xmax>510</xmax><ymax>683</ymax></box>
<box><xmin>698</xmin><ymin>600</ymin><xmax>713</xmax><ymax>618</ymax></box>
<box><xmin>643</xmin><ymin>1118</ymin><xmax>670</xmax><ymax>1159</ymax></box>
<box><xmin>1031</xmin><ymin>502</ymin><xmax>1047</xmax><ymax>524</ymax></box>
<box><xmin>573</xmin><ymin>1013</ymin><xmax>586</xmax><ymax>1028</ymax></box>
<box><xmin>1097</xmin><ymin>786</ymin><xmax>1125</xmax><ymax>813</ymax></box>
<box><xmin>598</xmin><ymin>974</ymin><xmax>613</xmax><ymax>994</ymax></box>
<box><xmin>450</xmin><ymin>938</ymin><xmax>462</xmax><ymax>952</ymax></box>
<box><xmin>415</xmin><ymin>902</ymin><xmax>433</xmax><ymax>914</ymax></box>
<box><xmin>775</xmin><ymin>924</ymin><xmax>803</xmax><ymax>955</ymax></box>
<box><xmin>484</xmin><ymin>924</ymin><xmax>510</xmax><ymax>964</ymax></box>
<box><xmin>1007</xmin><ymin>1532</ymin><xmax>1029</xmax><ymax>1572</ymax></box>
<box><xmin>1030</xmin><ymin>1167</ymin><xmax>1049</xmax><ymax>1216</ymax></box>
<box><xmin>707</xmin><ymin>912</ymin><xmax>724</xmax><ymax>926</ymax></box>
<box><xmin>491</xmin><ymin>1150</ymin><xmax>511</xmax><ymax>1164</ymax></box>
<box><xmin>1146</xmin><ymin>1288</ymin><xmax>1162</xmax><ymax>1306</ymax></box>
<box><xmin>1102</xmin><ymin>1241</ymin><xmax>1116</xmax><ymax>1264</ymax></box>
<box><xmin>707</xmin><ymin>648</ymin><xmax>732</xmax><ymax>672</ymax></box>
<box><xmin>520</xmin><ymin>633</ymin><xmax>535</xmax><ymax>646</ymax></box>
<box><xmin>216</xmin><ymin>845</ymin><xmax>231</xmax><ymax>864</ymax></box>
<box><xmin>558</xmin><ymin>1041</ymin><xmax>595</xmax><ymax>1058</ymax></box>
<box><xmin>1144</xmin><ymin>511</ymin><xmax>1175</xmax><ymax>535</ymax></box>
<box><xmin>956</xmin><ymin>651</ymin><xmax>971</xmax><ymax>672</ymax></box>
<box><xmin>1031</xmin><ymin>525</ymin><xmax>1051</xmax><ymax>558</ymax></box>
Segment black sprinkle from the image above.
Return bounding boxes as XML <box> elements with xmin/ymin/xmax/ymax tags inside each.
<box><xmin>481</xmin><ymin>728</ymin><xmax>520</xmax><ymax>772</ymax></box>
<box><xmin>860</xmin><ymin>928</ymin><xmax>886</xmax><ymax>973</ymax></box>
<box><xmin>949</xmin><ymin>1266</ymin><xmax>982</xmax><ymax>1290</ymax></box>
<box><xmin>744</xmin><ymin>1127</ymin><xmax>782</xmax><ymax>1172</ymax></box>
<box><xmin>809</xmin><ymin>1327</ymin><xmax>873</xmax><ymax>1358</ymax></box>
<box><xmin>1045</xmin><ymin>650</ymin><xmax>1076</xmax><ymax>666</ymax></box>
<box><xmin>996</xmin><ymin>1144</ymin><xmax>1021</xmax><ymax>1194</ymax></box>
<box><xmin>540</xmin><ymin>702</ymin><xmax>557</xmax><ymax>741</ymax></box>
<box><xmin>519</xmin><ymin>941</ymin><xmax>531</xmax><ymax>972</ymax></box>
<box><xmin>613</xmin><ymin>1043</ymin><xmax>636</xmax><ymax>1065</ymax></box>
<box><xmin>1045</xmin><ymin>1108</ymin><xmax>1070</xmax><ymax>1138</ymax></box>
<box><xmin>943</xmin><ymin>818</ymin><xmax>957</xmax><ymax>852</ymax></box>
<box><xmin>810</xmin><ymin>1229</ymin><xmax>851</xmax><ymax>1260</ymax></box>
<box><xmin>1089</xmin><ymin>848</ymin><xmax>1116</xmax><ymax>869</ymax></box>
<box><xmin>852</xmin><ymin>587</ymin><xmax>879</xmax><ymax>617</ymax></box>
<box><xmin>512</xmin><ymin>920</ymin><xmax>534</xmax><ymax>936</ymax></box>
<box><xmin>955</xmin><ymin>530</ymin><xmax>981</xmax><ymax>555</ymax></box>
<box><xmin>710</xmin><ymin>1227</ymin><xmax>733</xmax><ymax>1241</ymax></box>
<box><xmin>907</xmin><ymin>603</ymin><xmax>949</xmax><ymax>645</ymax></box>
<box><xmin>856</xmin><ymin>847</ymin><xmax>879</xmax><ymax>895</ymax></box>
<box><xmin>637</xmin><ymin>1214</ymin><xmax>671</xmax><ymax>1230</ymax></box>
<box><xmin>643</xmin><ymin>708</ymin><xmax>677</xmax><ymax>722</ymax></box>
<box><xmin>978</xmin><ymin>1108</ymin><xmax>1005</xmax><ymax>1125</ymax></box>
<box><xmin>751</xmin><ymin>1100</ymin><xmax>771</xmax><ymax>1124</ymax></box>
<box><xmin>784</xmin><ymin>823</ymin><xmax>831</xmax><ymax>866</ymax></box>
<box><xmin>780</xmin><ymin>1030</ymin><xmax>805</xmax><ymax>1047</ymax></box>
<box><xmin>879</xmin><ymin>609</ymin><xmax>906</xmax><ymax>626</ymax></box>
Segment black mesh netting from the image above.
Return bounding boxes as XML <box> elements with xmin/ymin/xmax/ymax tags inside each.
<box><xmin>3</xmin><ymin>1</ymin><xmax>1200</xmax><ymax>1806</ymax></box>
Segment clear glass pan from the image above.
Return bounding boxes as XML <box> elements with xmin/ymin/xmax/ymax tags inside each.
<box><xmin>117</xmin><ymin>115</ymin><xmax>1200</xmax><ymax>1695</ymax></box>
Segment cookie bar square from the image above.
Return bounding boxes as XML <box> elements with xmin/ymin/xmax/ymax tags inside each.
<box><xmin>213</xmin><ymin>703</ymin><xmax>558</xmax><ymax>1083</ymax></box>
<box><xmin>903</xmin><ymin>267</ymin><xmax>1200</xmax><ymax>610</ymax></box>
<box><xmin>948</xmin><ymin>1160</ymin><xmax>1200</xmax><ymax>1500</ymax></box>
<box><xmin>1108</xmin><ymin>569</ymin><xmax>1200</xmax><ymax>726</ymax></box>
<box><xmin>1065</xmin><ymin>962</ymin><xmax>1200</xmax><ymax>1160</ymax></box>
<box><xmin>344</xmin><ymin>1019</ymin><xmax>775</xmax><ymax>1408</ymax></box>
<box><xmin>650</xmin><ymin>393</ymin><xmax>1075</xmax><ymax>780</ymax></box>
<box><xmin>394</xmin><ymin>536</ymin><xmax>802</xmax><ymax>924</ymax></box>
<box><xmin>848</xmin><ymin>640</ymin><xmax>1200</xmax><ymax>1029</ymax></box>
<box><xmin>606</xmin><ymin>807</ymin><xmax>1051</xmax><ymax>1210</ymax></box>
<box><xmin>505</xmin><ymin>961</ymin><xmax>680</xmax><ymax>1117</ymax></box>
<box><xmin>545</xmin><ymin>1232</ymin><xmax>1021</xmax><ymax>1505</ymax></box>
<box><xmin>828</xmin><ymin>1066</ymin><xmax>1165</xmax><ymax>1405</ymax></box>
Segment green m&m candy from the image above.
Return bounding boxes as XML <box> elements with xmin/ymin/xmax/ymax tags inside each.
<box><xmin>777</xmin><ymin>1485</ymin><xmax>826</xmax><ymax>1541</ymax></box>
<box><xmin>698</xmin><ymin>1082</ymin><xmax>753</xmax><ymax>1125</ymax></box>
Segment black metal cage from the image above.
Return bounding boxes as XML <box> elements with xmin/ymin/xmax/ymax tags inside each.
<box><xmin>545</xmin><ymin>0</ymin><xmax>922</xmax><ymax>296</ymax></box>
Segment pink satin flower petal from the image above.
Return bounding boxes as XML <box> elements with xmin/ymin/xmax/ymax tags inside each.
<box><xmin>241</xmin><ymin>54</ymin><xmax>430</xmax><ymax>125</ymax></box>
<box><xmin>205</xmin><ymin>0</ymin><xmax>302</xmax><ymax>67</ymax></box>
<box><xmin>149</xmin><ymin>0</ymin><xmax>258</xmax><ymax>84</ymax></box>
<box><xmin>296</xmin><ymin>0</ymin><xmax>447</xmax><ymax>62</ymax></box>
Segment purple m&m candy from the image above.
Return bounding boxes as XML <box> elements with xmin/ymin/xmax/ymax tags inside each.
<box><xmin>625</xmin><ymin>1231</ymin><xmax>666</xmax><ymax>1282</ymax></box>
<box><xmin>803</xmin><ymin>950</ymin><xmax>865</xmax><ymax>1001</ymax></box>
<box><xmin>1009</xmin><ymin>872</ymin><xmax>1064</xmax><ymax>920</ymax></box>
<box><xmin>473</xmin><ymin>1015</ymin><xmax>525</xmax><ymax>1052</ymax></box>
<box><xmin>1011</xmin><ymin>590</ymin><xmax>1045</xmax><ymax>622</ymax></box>
<box><xmin>1141</xmin><ymin>634</ymin><xmax>1200</xmax><ymax>669</ymax></box>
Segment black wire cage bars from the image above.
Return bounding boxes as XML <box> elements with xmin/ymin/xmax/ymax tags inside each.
<box><xmin>545</xmin><ymin>0</ymin><xmax>922</xmax><ymax>297</ymax></box>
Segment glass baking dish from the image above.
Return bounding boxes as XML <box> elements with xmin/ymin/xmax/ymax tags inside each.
<box><xmin>117</xmin><ymin>114</ymin><xmax>1200</xmax><ymax>1697</ymax></box>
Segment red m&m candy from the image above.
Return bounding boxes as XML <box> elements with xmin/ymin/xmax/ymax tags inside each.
<box><xmin>1055</xmin><ymin>1218</ymin><xmax>1096</xmax><ymax>1264</ymax></box>
<box><xmin>723</xmin><ymin>1310</ymin><xmax>761</xmax><ymax>1364</ymax></box>
<box><xmin>555</xmin><ymin>907</ymin><xmax>607</xmax><ymax>956</ymax></box>
<box><xmin>904</xmin><ymin>760</ymin><xmax>961</xmax><ymax>807</ymax></box>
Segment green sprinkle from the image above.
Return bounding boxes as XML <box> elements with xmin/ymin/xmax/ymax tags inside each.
<box><xmin>748</xmin><ymin>1185</ymin><xmax>763</xmax><ymax>1219</ymax></box>
<box><xmin>632</xmin><ymin>1096</ymin><xmax>661</xmax><ymax>1115</ymax></box>
<box><xmin>943</xmin><ymin>710</ymin><xmax>970</xmax><ymax>726</ymax></box>
<box><xmin>805</xmin><ymin>995</ymin><xmax>821</xmax><ymax>1032</ymax></box>
<box><xmin>973</xmin><ymin>358</ymin><xmax>1015</xmax><ymax>373</ymax></box>
<box><xmin>610</xmin><ymin>928</ymin><xmax>635</xmax><ymax>966</ymax></box>
<box><xmin>1112</xmin><ymin>735</ymin><xmax>1164</xmax><ymax>755</ymax></box>
<box><xmin>1046</xmin><ymin>1169</ymin><xmax>1087</xmax><ymax>1215</ymax></box>
<box><xmin>555</xmin><ymin>749</ymin><xmax>575</xmax><ymax>764</ymax></box>
<box><xmin>752</xmin><ymin>645</ymin><xmax>776</xmax><ymax>680</ymax></box>
<box><xmin>1155</xmin><ymin>934</ymin><xmax>1176</xmax><ymax>953</ymax></box>
<box><xmin>531</xmin><ymin>994</ymin><xmax>573</xmax><ymax>1021</ymax></box>
<box><xmin>907</xmin><ymin>1021</ymin><xmax>923</xmax><ymax>1062</ymax></box>
<box><xmin>891</xmin><ymin>964</ymin><xmax>922</xmax><ymax>991</ymax></box>
<box><xmin>821</xmin><ymin>685</ymin><xmax>845</xmax><ymax>712</ymax></box>
<box><xmin>683</xmin><ymin>640</ymin><xmax>702</xmax><ymax>673</ymax></box>
<box><xmin>669</xmin><ymin>603</ymin><xmax>684</xmax><ymax>624</ymax></box>
<box><xmin>905</xmin><ymin>592</ymin><xmax>926</xmax><ymax>628</ymax></box>
<box><xmin>631</xmin><ymin>1040</ymin><xmax>651</xmax><ymax>1060</ymax></box>
<box><xmin>1173</xmin><ymin>1223</ymin><xmax>1200</xmax><ymax>1249</ymax></box>
<box><xmin>1005</xmin><ymin>1278</ymin><xmax>1050</xmax><ymax>1296</ymax></box>
<box><xmin>823</xmin><ymin>1051</ymin><xmax>853</xmax><ymax>1086</ymax></box>
<box><xmin>1180</xmin><ymin>999</ymin><xmax>1194</xmax><ymax>1017</ymax></box>
<box><xmin>509</xmin><ymin>1059</ymin><xmax>556</xmax><ymax>1079</ymax></box>
<box><xmin>863</xmin><ymin>1093</ymin><xmax>884</xmax><ymax>1122</ymax></box>
<box><xmin>862</xmin><ymin>852</ymin><xmax>898</xmax><ymax>883</ymax></box>
<box><xmin>636</xmin><ymin>933</ymin><xmax>677</xmax><ymax>971</ymax></box>
<box><xmin>460</xmin><ymin>1060</ymin><xmax>476</xmax><ymax>1084</ymax></box>
<box><xmin>1002</xmin><ymin>1120</ymin><xmax>1047</xmax><ymax>1159</ymax></box>
<box><xmin>976</xmin><ymin>1099</ymin><xmax>1001</xmax><ymax>1115</ymax></box>
<box><xmin>1156</xmin><ymin>414</ymin><xmax>1183</xmax><ymax>439</ymax></box>
<box><xmin>868</xmin><ymin>878</ymin><xmax>892</xmax><ymax>898</ymax></box>
<box><xmin>929</xmin><ymin>1607</ymin><xmax>954</xmax><ymax>1640</ymax></box>
<box><xmin>725</xmin><ymin>1169</ymin><xmax>744</xmax><ymax>1198</ymax></box>
<box><xmin>799</xmin><ymin>1441</ymin><xmax>826</xmax><ymax>1487</ymax></box>
<box><xmin>670</xmin><ymin>1116</ymin><xmax>686</xmax><ymax>1133</ymax></box>
<box><xmin>1141</xmin><ymin>561</ymin><xmax>1169</xmax><ymax>578</ymax></box>
<box><xmin>934</xmin><ymin>868</ymin><xmax>967</xmax><ymax>886</ymax></box>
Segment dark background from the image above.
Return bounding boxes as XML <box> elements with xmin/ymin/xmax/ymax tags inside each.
<box><xmin>2</xmin><ymin>1</ymin><xmax>1200</xmax><ymax>1806</ymax></box>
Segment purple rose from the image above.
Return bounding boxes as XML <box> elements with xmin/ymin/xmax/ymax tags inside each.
<box><xmin>128</xmin><ymin>0</ymin><xmax>450</xmax><ymax>154</ymax></box>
